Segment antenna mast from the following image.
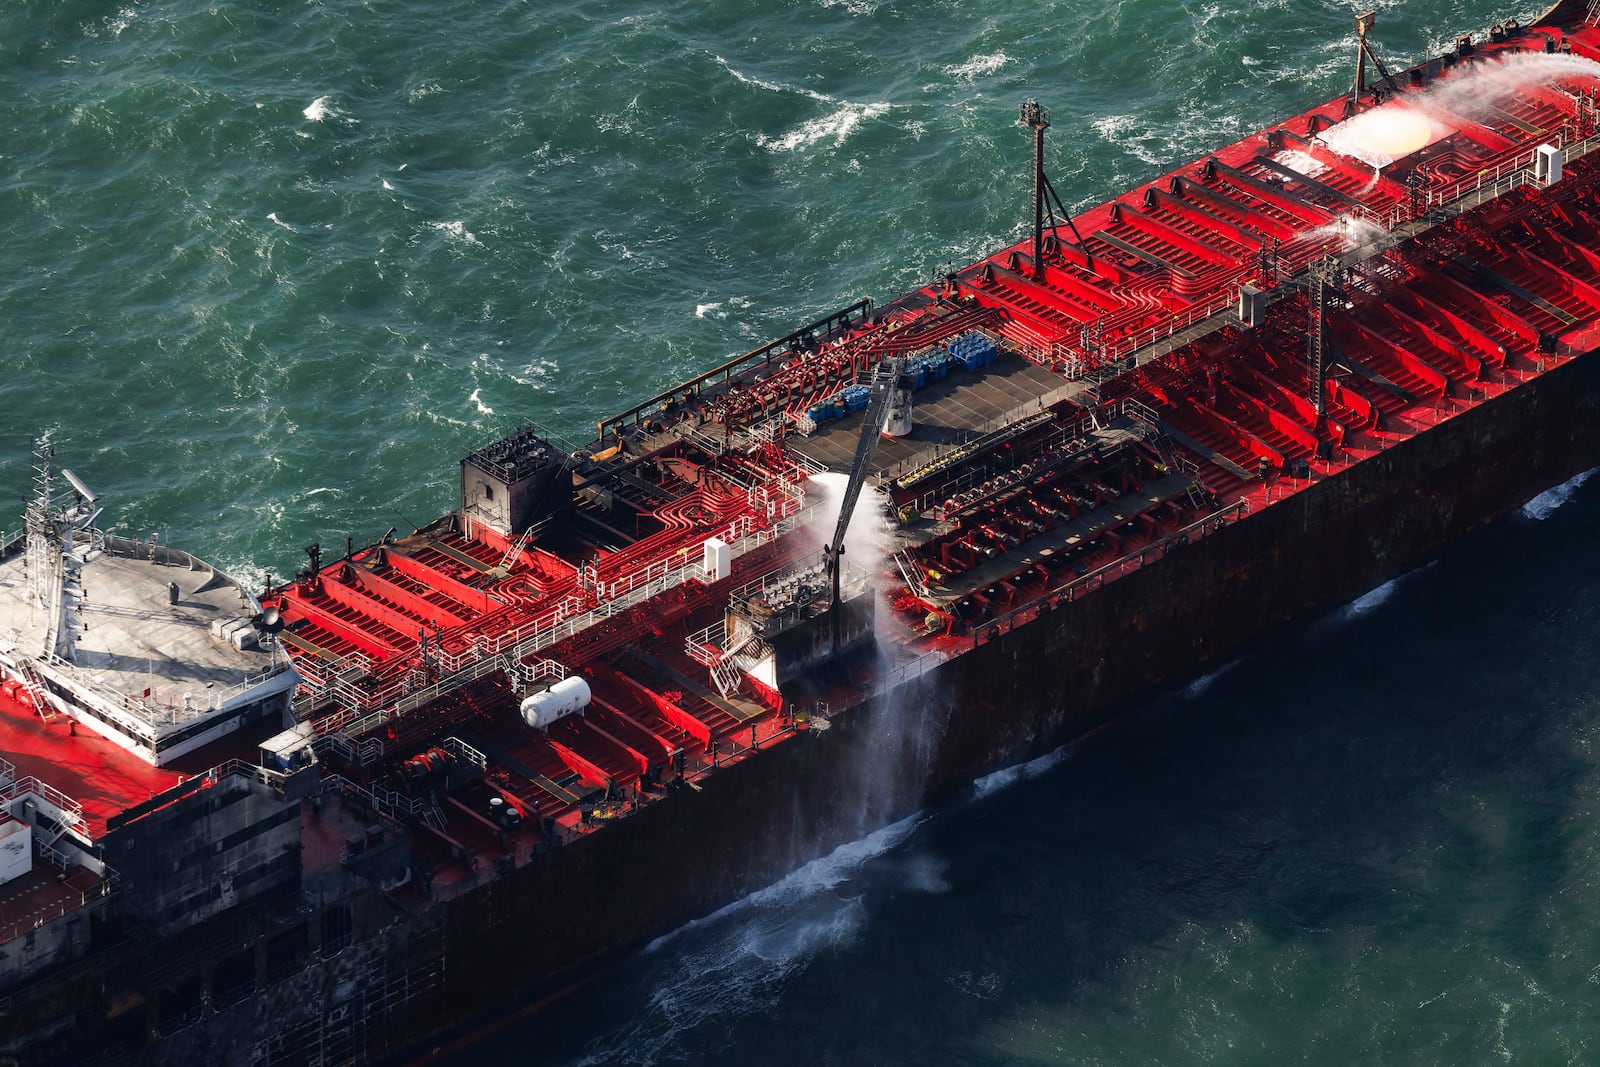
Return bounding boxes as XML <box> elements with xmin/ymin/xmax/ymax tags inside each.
<box><xmin>24</xmin><ymin>434</ymin><xmax>58</xmax><ymax>610</ymax></box>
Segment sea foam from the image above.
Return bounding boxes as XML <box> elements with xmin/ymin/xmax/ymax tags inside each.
<box><xmin>1521</xmin><ymin>468</ymin><xmax>1596</xmax><ymax>521</ymax></box>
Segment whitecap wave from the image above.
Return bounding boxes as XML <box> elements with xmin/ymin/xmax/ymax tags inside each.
<box><xmin>710</xmin><ymin>53</ymin><xmax>889</xmax><ymax>153</ymax></box>
<box><xmin>1093</xmin><ymin>110</ymin><xmax>1248</xmax><ymax>168</ymax></box>
<box><xmin>946</xmin><ymin>970</ymin><xmax>1002</xmax><ymax>1001</ymax></box>
<box><xmin>758</xmin><ymin>101</ymin><xmax>891</xmax><ymax>153</ymax></box>
<box><xmin>510</xmin><ymin>357</ymin><xmax>557</xmax><ymax>388</ymax></box>
<box><xmin>430</xmin><ymin>220</ymin><xmax>481</xmax><ymax>246</ymax></box>
<box><xmin>820</xmin><ymin>0</ymin><xmax>883</xmax><ymax>14</ymax></box>
<box><xmin>301</xmin><ymin>94</ymin><xmax>360</xmax><ymax>128</ymax></box>
<box><xmin>467</xmin><ymin>387</ymin><xmax>494</xmax><ymax>416</ymax></box>
<box><xmin>945</xmin><ymin>53</ymin><xmax>1010</xmax><ymax>81</ymax></box>
<box><xmin>107</xmin><ymin>6</ymin><xmax>138</xmax><ymax>36</ymax></box>
<box><xmin>1521</xmin><ymin>468</ymin><xmax>1596</xmax><ymax>520</ymax></box>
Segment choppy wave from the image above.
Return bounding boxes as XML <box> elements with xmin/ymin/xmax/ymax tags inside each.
<box><xmin>301</xmin><ymin>96</ymin><xmax>357</xmax><ymax>125</ymax></box>
<box><xmin>945</xmin><ymin>52</ymin><xmax>1010</xmax><ymax>81</ymax></box>
<box><xmin>757</xmin><ymin>101</ymin><xmax>893</xmax><ymax>154</ymax></box>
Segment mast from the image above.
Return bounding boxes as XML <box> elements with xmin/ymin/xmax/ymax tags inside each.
<box><xmin>1020</xmin><ymin>100</ymin><xmax>1050</xmax><ymax>282</ymax></box>
<box><xmin>24</xmin><ymin>435</ymin><xmax>57</xmax><ymax>613</ymax></box>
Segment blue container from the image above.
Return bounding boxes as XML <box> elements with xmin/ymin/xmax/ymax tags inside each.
<box><xmin>947</xmin><ymin>331</ymin><xmax>996</xmax><ymax>369</ymax></box>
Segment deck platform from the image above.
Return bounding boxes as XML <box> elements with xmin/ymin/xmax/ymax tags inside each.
<box><xmin>788</xmin><ymin>351</ymin><xmax>1071</xmax><ymax>477</ymax></box>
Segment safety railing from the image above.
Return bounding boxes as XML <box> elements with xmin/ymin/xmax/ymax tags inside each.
<box><xmin>301</xmin><ymin>495</ymin><xmax>832</xmax><ymax>733</ymax></box>
<box><xmin>975</xmin><ymin>499</ymin><xmax>1251</xmax><ymax>645</ymax></box>
<box><xmin>0</xmin><ymin>773</ymin><xmax>87</xmax><ymax>838</ymax></box>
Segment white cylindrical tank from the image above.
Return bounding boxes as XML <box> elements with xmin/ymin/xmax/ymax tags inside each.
<box><xmin>520</xmin><ymin>675</ymin><xmax>591</xmax><ymax>729</ymax></box>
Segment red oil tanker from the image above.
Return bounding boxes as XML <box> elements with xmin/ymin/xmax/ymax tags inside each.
<box><xmin>5</xmin><ymin>3</ymin><xmax>1600</xmax><ymax>1062</ymax></box>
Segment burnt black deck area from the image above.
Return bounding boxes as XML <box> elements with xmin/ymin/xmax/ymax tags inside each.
<box><xmin>787</xmin><ymin>351</ymin><xmax>1070</xmax><ymax>476</ymax></box>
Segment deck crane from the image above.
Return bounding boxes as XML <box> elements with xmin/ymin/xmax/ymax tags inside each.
<box><xmin>823</xmin><ymin>357</ymin><xmax>906</xmax><ymax>653</ymax></box>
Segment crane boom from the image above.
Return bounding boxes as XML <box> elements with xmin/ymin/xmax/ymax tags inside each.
<box><xmin>825</xmin><ymin>357</ymin><xmax>904</xmax><ymax>651</ymax></box>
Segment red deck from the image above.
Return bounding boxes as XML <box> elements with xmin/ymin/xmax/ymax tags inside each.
<box><xmin>0</xmin><ymin>689</ymin><xmax>183</xmax><ymax>837</ymax></box>
<box><xmin>0</xmin><ymin>686</ymin><xmax>277</xmax><ymax>838</ymax></box>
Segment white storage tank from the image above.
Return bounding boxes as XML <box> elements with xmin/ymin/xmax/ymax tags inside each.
<box><xmin>520</xmin><ymin>675</ymin><xmax>591</xmax><ymax>729</ymax></box>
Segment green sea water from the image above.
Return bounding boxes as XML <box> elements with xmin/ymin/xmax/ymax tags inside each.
<box><xmin>6</xmin><ymin>1</ymin><xmax>1597</xmax><ymax>1063</ymax></box>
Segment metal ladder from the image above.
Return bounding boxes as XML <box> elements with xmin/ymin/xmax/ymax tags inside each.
<box><xmin>711</xmin><ymin>657</ymin><xmax>744</xmax><ymax>699</ymax></box>
<box><xmin>35</xmin><ymin>817</ymin><xmax>74</xmax><ymax>869</ymax></box>
<box><xmin>17</xmin><ymin>661</ymin><xmax>53</xmax><ymax>722</ymax></box>
<box><xmin>893</xmin><ymin>549</ymin><xmax>931</xmax><ymax>600</ymax></box>
<box><xmin>497</xmin><ymin>526</ymin><xmax>534</xmax><ymax>574</ymax></box>
<box><xmin>1141</xmin><ymin>424</ymin><xmax>1209</xmax><ymax>512</ymax></box>
<box><xmin>420</xmin><ymin>796</ymin><xmax>447</xmax><ymax>833</ymax></box>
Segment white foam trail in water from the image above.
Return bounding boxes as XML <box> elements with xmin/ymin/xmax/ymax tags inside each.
<box><xmin>972</xmin><ymin>746</ymin><xmax>1068</xmax><ymax>799</ymax></box>
<box><xmin>712</xmin><ymin>54</ymin><xmax>814</xmax><ymax>100</ymax></box>
<box><xmin>1343</xmin><ymin>579</ymin><xmax>1398</xmax><ymax>619</ymax></box>
<box><xmin>1186</xmin><ymin>657</ymin><xmax>1245</xmax><ymax>698</ymax></box>
<box><xmin>1521</xmin><ymin>467</ymin><xmax>1596</xmax><ymax>520</ymax></box>
<box><xmin>645</xmin><ymin>812</ymin><xmax>923</xmax><ymax>954</ymax></box>
<box><xmin>571</xmin><ymin>814</ymin><xmax>927</xmax><ymax>1063</ymax></box>
<box><xmin>711</xmin><ymin>54</ymin><xmax>891</xmax><ymax>153</ymax></box>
